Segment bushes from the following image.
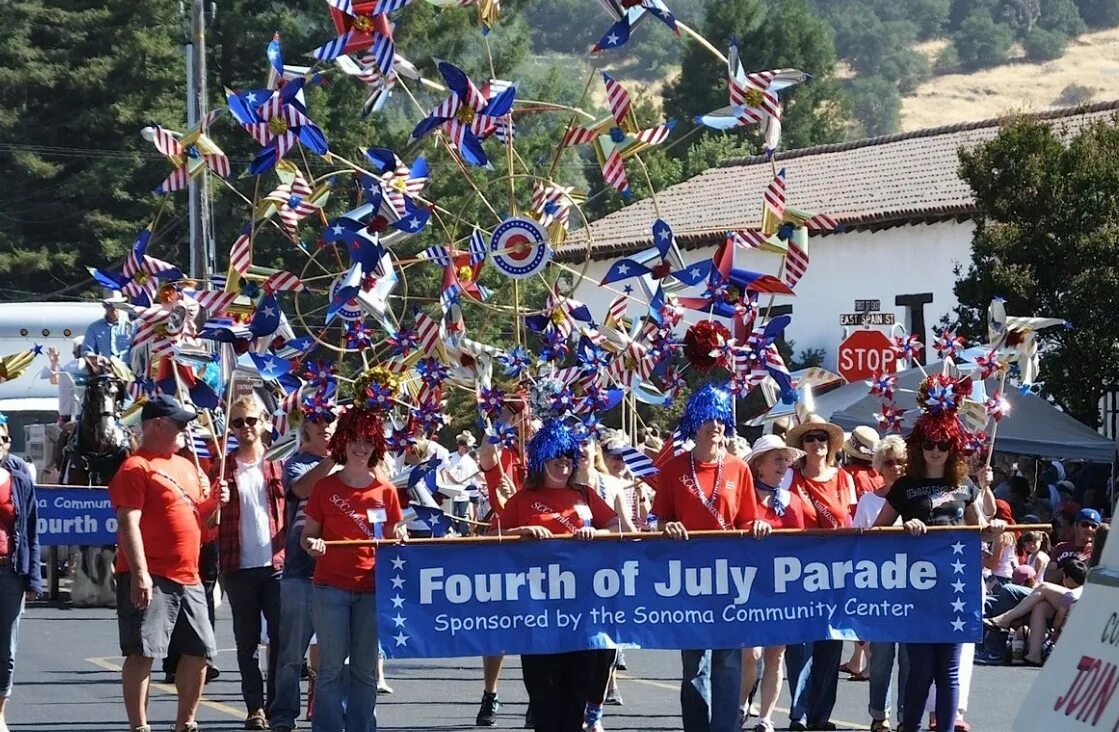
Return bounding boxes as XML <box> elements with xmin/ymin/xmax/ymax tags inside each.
<box><xmin>1024</xmin><ymin>26</ymin><xmax>1069</xmax><ymax>59</ymax></box>
<box><xmin>952</xmin><ymin>11</ymin><xmax>1015</xmax><ymax>68</ymax></box>
<box><xmin>1054</xmin><ymin>83</ymin><xmax>1096</xmax><ymax>105</ymax></box>
<box><xmin>848</xmin><ymin>76</ymin><xmax>903</xmax><ymax>137</ymax></box>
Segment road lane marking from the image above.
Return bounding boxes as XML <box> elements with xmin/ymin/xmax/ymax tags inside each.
<box><xmin>617</xmin><ymin>672</ymin><xmax>872</xmax><ymax>731</ymax></box>
<box><xmin>85</xmin><ymin>653</ymin><xmax>245</xmax><ymax>720</ymax></box>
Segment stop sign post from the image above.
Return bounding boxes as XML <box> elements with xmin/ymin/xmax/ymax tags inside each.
<box><xmin>837</xmin><ymin>330</ymin><xmax>897</xmax><ymax>383</ymax></box>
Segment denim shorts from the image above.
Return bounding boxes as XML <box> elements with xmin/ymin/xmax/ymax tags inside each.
<box><xmin>116</xmin><ymin>573</ymin><xmax>216</xmax><ymax>660</ymax></box>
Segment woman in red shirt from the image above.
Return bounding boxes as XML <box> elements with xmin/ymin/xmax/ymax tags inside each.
<box><xmin>738</xmin><ymin>434</ymin><xmax>807</xmax><ymax>732</ymax></box>
<box><xmin>785</xmin><ymin>414</ymin><xmax>850</xmax><ymax>731</ymax></box>
<box><xmin>501</xmin><ymin>419</ymin><xmax>621</xmax><ymax>732</ymax></box>
<box><xmin>302</xmin><ymin>407</ymin><xmax>406</xmax><ymax>732</ymax></box>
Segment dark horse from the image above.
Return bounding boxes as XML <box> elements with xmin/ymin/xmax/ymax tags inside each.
<box><xmin>61</xmin><ymin>373</ymin><xmax>132</xmax><ymax>607</ymax></box>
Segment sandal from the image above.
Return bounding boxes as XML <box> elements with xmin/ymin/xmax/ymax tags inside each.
<box><xmin>838</xmin><ymin>663</ymin><xmax>855</xmax><ymax>675</ymax></box>
<box><xmin>847</xmin><ymin>671</ymin><xmax>870</xmax><ymax>681</ymax></box>
<box><xmin>982</xmin><ymin>617</ymin><xmax>1004</xmax><ymax>632</ymax></box>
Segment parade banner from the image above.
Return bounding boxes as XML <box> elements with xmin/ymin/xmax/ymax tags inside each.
<box><xmin>377</xmin><ymin>532</ymin><xmax>983</xmax><ymax>659</ymax></box>
<box><xmin>36</xmin><ymin>488</ymin><xmax>116</xmax><ymax>546</ymax></box>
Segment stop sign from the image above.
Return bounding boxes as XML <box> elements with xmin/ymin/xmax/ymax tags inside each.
<box><xmin>837</xmin><ymin>330</ymin><xmax>897</xmax><ymax>382</ymax></box>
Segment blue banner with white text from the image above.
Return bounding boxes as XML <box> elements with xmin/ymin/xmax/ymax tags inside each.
<box><xmin>36</xmin><ymin>488</ymin><xmax>116</xmax><ymax>546</ymax></box>
<box><xmin>377</xmin><ymin>532</ymin><xmax>983</xmax><ymax>658</ymax></box>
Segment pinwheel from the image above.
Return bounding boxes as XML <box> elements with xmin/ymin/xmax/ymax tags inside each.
<box><xmin>312</xmin><ymin>0</ymin><xmax>397</xmax><ymax>74</ymax></box>
<box><xmin>696</xmin><ymin>40</ymin><xmax>809</xmax><ymax>152</ymax></box>
<box><xmin>335</xmin><ymin>51</ymin><xmax>420</xmax><ymax>116</ymax></box>
<box><xmin>676</xmin><ymin>254</ymin><xmax>793</xmax><ymax>319</ymax></box>
<box><xmin>425</xmin><ymin>0</ymin><xmax>500</xmax><ymax>33</ymax></box>
<box><xmin>386</xmin><ymin>328</ymin><xmax>418</xmax><ymax>359</ymax></box>
<box><xmin>600</xmin><ymin>219</ymin><xmax>711</xmax><ymax>292</ymax></box>
<box><xmin>477</xmin><ymin>386</ymin><xmax>506</xmax><ymax>417</ymax></box>
<box><xmin>89</xmin><ymin>225</ymin><xmax>182</xmax><ymax>306</ymax></box>
<box><xmin>531</xmin><ymin>181</ymin><xmax>583</xmax><ymax>244</ymax></box>
<box><xmin>892</xmin><ymin>333</ymin><xmax>924</xmax><ymax>363</ymax></box>
<box><xmin>876</xmin><ymin>402</ymin><xmax>908</xmax><ymax>433</ymax></box>
<box><xmin>257</xmin><ymin>162</ymin><xmax>331</xmax><ymax>239</ymax></box>
<box><xmin>986</xmin><ymin>297</ymin><xmax>1067</xmax><ymax>386</ymax></box>
<box><xmin>357</xmin><ymin>146</ymin><xmax>430</xmax><ymax>233</ymax></box>
<box><xmin>486</xmin><ymin>419</ymin><xmax>518</xmax><ymax>448</ymax></box>
<box><xmin>985</xmin><ymin>392</ymin><xmax>1009</xmax><ymax>422</ymax></box>
<box><xmin>228</xmin><ymin>77</ymin><xmax>329</xmax><ymax>175</ymax></box>
<box><xmin>933</xmin><ymin>328</ymin><xmax>966</xmax><ymax>360</ymax></box>
<box><xmin>867</xmin><ymin>371</ymin><xmax>897</xmax><ymax>401</ymax></box>
<box><xmin>144</xmin><ymin>117</ymin><xmax>230</xmax><ymax>195</ymax></box>
<box><xmin>737</xmin><ymin>315</ymin><xmax>795</xmax><ymax>401</ymax></box>
<box><xmin>525</xmin><ymin>282</ymin><xmax>596</xmax><ymax>342</ymax></box>
<box><xmin>420</xmin><ymin>230</ymin><xmax>490</xmax><ymax>307</ymax></box>
<box><xmin>561</xmin><ymin>74</ymin><xmax>672</xmax><ymax>197</ymax></box>
<box><xmin>592</xmin><ymin>0</ymin><xmax>678</xmax><ymax>52</ymax></box>
<box><xmin>411</xmin><ymin>60</ymin><xmax>516</xmax><ymax>167</ymax></box>
<box><xmin>972</xmin><ymin>349</ymin><xmax>1002</xmax><ymax>380</ymax></box>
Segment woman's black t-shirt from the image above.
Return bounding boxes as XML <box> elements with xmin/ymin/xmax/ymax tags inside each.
<box><xmin>885</xmin><ymin>476</ymin><xmax>978</xmax><ymax>526</ymax></box>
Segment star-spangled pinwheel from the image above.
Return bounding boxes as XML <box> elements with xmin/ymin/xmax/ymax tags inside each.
<box><xmin>411</xmin><ymin>60</ymin><xmax>516</xmax><ymax>168</ymax></box>
<box><xmin>561</xmin><ymin>74</ymin><xmax>672</xmax><ymax>198</ymax></box>
<box><xmin>600</xmin><ymin>219</ymin><xmax>711</xmax><ymax>289</ymax></box>
<box><xmin>420</xmin><ymin>230</ymin><xmax>490</xmax><ymax>307</ymax></box>
<box><xmin>892</xmin><ymin>333</ymin><xmax>924</xmax><ymax>363</ymax></box>
<box><xmin>312</xmin><ymin>0</ymin><xmax>397</xmax><ymax>74</ymax></box>
<box><xmin>676</xmin><ymin>239</ymin><xmax>793</xmax><ymax>318</ymax></box>
<box><xmin>531</xmin><ymin>181</ymin><xmax>582</xmax><ymax>244</ymax></box>
<box><xmin>933</xmin><ymin>328</ymin><xmax>967</xmax><ymax>360</ymax></box>
<box><xmin>525</xmin><ymin>282</ymin><xmax>597</xmax><ymax>343</ymax></box>
<box><xmin>876</xmin><ymin>402</ymin><xmax>908</xmax><ymax>433</ymax></box>
<box><xmin>735</xmin><ymin>314</ymin><xmax>795</xmax><ymax>401</ymax></box>
<box><xmin>985</xmin><ymin>392</ymin><xmax>1009</xmax><ymax>422</ymax></box>
<box><xmin>425</xmin><ymin>0</ymin><xmax>500</xmax><ymax>33</ymax></box>
<box><xmin>257</xmin><ymin>162</ymin><xmax>331</xmax><ymax>240</ymax></box>
<box><xmin>592</xmin><ymin>0</ymin><xmax>678</xmax><ymax>52</ymax></box>
<box><xmin>89</xmin><ymin>225</ymin><xmax>182</xmax><ymax>307</ymax></box>
<box><xmin>696</xmin><ymin>40</ymin><xmax>809</xmax><ymax>153</ymax></box>
<box><xmin>971</xmin><ymin>349</ymin><xmax>1002</xmax><ymax>380</ymax></box>
<box><xmin>334</xmin><ymin>51</ymin><xmax>420</xmax><ymax>116</ymax></box>
<box><xmin>358</xmin><ymin>146</ymin><xmax>430</xmax><ymax>233</ymax></box>
<box><xmin>144</xmin><ymin>117</ymin><xmax>230</xmax><ymax>195</ymax></box>
<box><xmin>498</xmin><ymin>345</ymin><xmax>530</xmax><ymax>378</ymax></box>
<box><xmin>477</xmin><ymin>386</ymin><xmax>505</xmax><ymax>417</ymax></box>
<box><xmin>985</xmin><ymin>297</ymin><xmax>1067</xmax><ymax>386</ymax></box>
<box><xmin>867</xmin><ymin>371</ymin><xmax>897</xmax><ymax>401</ymax></box>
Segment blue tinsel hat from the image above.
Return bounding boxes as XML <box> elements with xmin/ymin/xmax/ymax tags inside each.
<box><xmin>678</xmin><ymin>382</ymin><xmax>735</xmax><ymax>440</ymax></box>
<box><xmin>526</xmin><ymin>418</ymin><xmax>581</xmax><ymax>475</ymax></box>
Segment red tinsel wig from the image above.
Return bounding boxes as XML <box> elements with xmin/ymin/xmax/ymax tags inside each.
<box><xmin>328</xmin><ymin>406</ymin><xmax>387</xmax><ymax>468</ymax></box>
<box><xmin>905</xmin><ymin>373</ymin><xmax>973</xmax><ymax>483</ymax></box>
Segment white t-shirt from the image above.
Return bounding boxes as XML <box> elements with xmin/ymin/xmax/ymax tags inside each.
<box><xmin>444</xmin><ymin>451</ymin><xmax>480</xmax><ymax>502</ymax></box>
<box><xmin>853</xmin><ymin>492</ymin><xmax>890</xmax><ymax>528</ymax></box>
<box><xmin>40</xmin><ymin>360</ymin><xmax>89</xmax><ymax>417</ymax></box>
<box><xmin>236</xmin><ymin>458</ymin><xmax>273</xmax><ymax>569</ymax></box>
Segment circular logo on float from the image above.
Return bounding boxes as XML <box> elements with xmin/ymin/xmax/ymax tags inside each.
<box><xmin>328</xmin><ymin>274</ymin><xmax>364</xmax><ymax>321</ymax></box>
<box><xmin>490</xmin><ymin>217</ymin><xmax>551</xmax><ymax>280</ymax></box>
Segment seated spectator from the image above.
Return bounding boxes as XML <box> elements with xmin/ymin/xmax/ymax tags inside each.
<box><xmin>983</xmin><ymin>499</ymin><xmax>1018</xmax><ymax>593</ymax></box>
<box><xmin>1017</xmin><ymin>531</ymin><xmax>1050</xmax><ymax>580</ymax></box>
<box><xmin>984</xmin><ymin>560</ymin><xmax>1088</xmax><ymax>666</ymax></box>
<box><xmin>1045</xmin><ymin>508</ymin><xmax>1099</xmax><ymax>582</ymax></box>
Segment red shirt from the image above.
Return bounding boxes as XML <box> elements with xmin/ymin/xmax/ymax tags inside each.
<box><xmin>483</xmin><ymin>448</ymin><xmax>526</xmax><ymax>516</ymax></box>
<box><xmin>211</xmin><ymin>454</ymin><xmax>286</xmax><ymax>575</ymax></box>
<box><xmin>109</xmin><ymin>449</ymin><xmax>219</xmax><ymax>585</ymax></box>
<box><xmin>652</xmin><ymin>452</ymin><xmax>754</xmax><ymax>530</ymax></box>
<box><xmin>0</xmin><ymin>470</ymin><xmax>14</xmax><ymax>556</ymax></box>
<box><xmin>500</xmin><ymin>485</ymin><xmax>617</xmax><ymax>535</ymax></box>
<box><xmin>742</xmin><ymin>484</ymin><xmax>807</xmax><ymax>530</ymax></box>
<box><xmin>305</xmin><ymin>474</ymin><xmax>403</xmax><ymax>593</ymax></box>
<box><xmin>792</xmin><ymin>468</ymin><xmax>853</xmax><ymax>529</ymax></box>
<box><xmin>848</xmin><ymin>464</ymin><xmax>884</xmax><ymax>504</ymax></box>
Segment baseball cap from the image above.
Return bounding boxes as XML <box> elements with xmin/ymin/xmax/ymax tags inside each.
<box><xmin>1077</xmin><ymin>508</ymin><xmax>1102</xmax><ymax>526</ymax></box>
<box><xmin>140</xmin><ymin>395</ymin><xmax>198</xmax><ymax>424</ymax></box>
<box><xmin>1012</xmin><ymin>565</ymin><xmax>1036</xmax><ymax>584</ymax></box>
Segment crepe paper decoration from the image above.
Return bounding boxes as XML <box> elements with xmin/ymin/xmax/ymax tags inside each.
<box><xmin>425</xmin><ymin>0</ymin><xmax>500</xmax><ymax>33</ymax></box>
<box><xmin>592</xmin><ymin>0</ymin><xmax>678</xmax><ymax>52</ymax></box>
<box><xmin>312</xmin><ymin>0</ymin><xmax>397</xmax><ymax>75</ymax></box>
<box><xmin>145</xmin><ymin>119</ymin><xmax>230</xmax><ymax>195</ymax></box>
<box><xmin>560</xmin><ymin>74</ymin><xmax>673</xmax><ymax>198</ymax></box>
<box><xmin>696</xmin><ymin>40</ymin><xmax>809</xmax><ymax>154</ymax></box>
<box><xmin>257</xmin><ymin>162</ymin><xmax>331</xmax><ymax>240</ymax></box>
<box><xmin>410</xmin><ymin>60</ymin><xmax>516</xmax><ymax>168</ymax></box>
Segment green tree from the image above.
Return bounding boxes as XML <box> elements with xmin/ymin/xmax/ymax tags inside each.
<box><xmin>1039</xmin><ymin>0</ymin><xmax>1088</xmax><ymax>35</ymax></box>
<box><xmin>910</xmin><ymin>0</ymin><xmax>952</xmax><ymax>38</ymax></box>
<box><xmin>952</xmin><ymin>11</ymin><xmax>1015</xmax><ymax>69</ymax></box>
<box><xmin>1023</xmin><ymin>26</ymin><xmax>1069</xmax><ymax>59</ymax></box>
<box><xmin>1075</xmin><ymin>0</ymin><xmax>1119</xmax><ymax>27</ymax></box>
<box><xmin>954</xmin><ymin>115</ymin><xmax>1119</xmax><ymax>427</ymax></box>
<box><xmin>847</xmin><ymin>76</ymin><xmax>903</xmax><ymax>137</ymax></box>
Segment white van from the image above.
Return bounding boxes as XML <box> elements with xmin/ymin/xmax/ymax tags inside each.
<box><xmin>0</xmin><ymin>301</ymin><xmax>105</xmax><ymax>462</ymax></box>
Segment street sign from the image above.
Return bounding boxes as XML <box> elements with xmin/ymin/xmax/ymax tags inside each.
<box><xmin>853</xmin><ymin>299</ymin><xmax>881</xmax><ymax>312</ymax></box>
<box><xmin>837</xmin><ymin>329</ymin><xmax>897</xmax><ymax>383</ymax></box>
<box><xmin>840</xmin><ymin>312</ymin><xmax>896</xmax><ymax>326</ymax></box>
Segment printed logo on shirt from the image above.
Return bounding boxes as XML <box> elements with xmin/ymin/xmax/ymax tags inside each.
<box><xmin>530</xmin><ymin>500</ymin><xmax>582</xmax><ymax>533</ymax></box>
<box><xmin>331</xmin><ymin>493</ymin><xmax>375</xmax><ymax>538</ymax></box>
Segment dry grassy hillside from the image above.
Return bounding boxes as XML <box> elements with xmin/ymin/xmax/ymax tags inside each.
<box><xmin>902</xmin><ymin>28</ymin><xmax>1119</xmax><ymax>130</ymax></box>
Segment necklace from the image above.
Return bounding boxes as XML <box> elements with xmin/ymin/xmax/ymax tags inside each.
<box><xmin>689</xmin><ymin>453</ymin><xmax>725</xmax><ymax>509</ymax></box>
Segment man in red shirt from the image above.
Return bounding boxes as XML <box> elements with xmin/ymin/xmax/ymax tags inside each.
<box><xmin>109</xmin><ymin>395</ymin><xmax>226</xmax><ymax>732</ymax></box>
<box><xmin>1045</xmin><ymin>508</ymin><xmax>1100</xmax><ymax>582</ymax></box>
<box><xmin>655</xmin><ymin>383</ymin><xmax>753</xmax><ymax>732</ymax></box>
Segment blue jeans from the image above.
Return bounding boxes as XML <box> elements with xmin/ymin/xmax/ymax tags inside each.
<box><xmin>270</xmin><ymin>577</ymin><xmax>315</xmax><ymax>728</ymax></box>
<box><xmin>868</xmin><ymin>642</ymin><xmax>909</xmax><ymax>723</ymax></box>
<box><xmin>785</xmin><ymin>640</ymin><xmax>841</xmax><ymax>725</ymax></box>
<box><xmin>312</xmin><ymin>584</ymin><xmax>379</xmax><ymax>732</ymax></box>
<box><xmin>981</xmin><ymin>584</ymin><xmax>1032</xmax><ymax>657</ymax></box>
<box><xmin>0</xmin><ymin>570</ymin><xmax>26</xmax><ymax>696</ymax></box>
<box><xmin>680</xmin><ymin>649</ymin><xmax>740</xmax><ymax>732</ymax></box>
<box><xmin>903</xmin><ymin>643</ymin><xmax>962</xmax><ymax>732</ymax></box>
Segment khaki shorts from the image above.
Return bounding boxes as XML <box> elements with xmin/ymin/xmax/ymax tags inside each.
<box><xmin>116</xmin><ymin>573</ymin><xmax>216</xmax><ymax>660</ymax></box>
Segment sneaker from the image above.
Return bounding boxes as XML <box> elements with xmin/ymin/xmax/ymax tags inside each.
<box><xmin>476</xmin><ymin>692</ymin><xmax>500</xmax><ymax>727</ymax></box>
<box><xmin>524</xmin><ymin>706</ymin><xmax>534</xmax><ymax>728</ymax></box>
<box><xmin>377</xmin><ymin>680</ymin><xmax>394</xmax><ymax>694</ymax></box>
<box><xmin>244</xmin><ymin>710</ymin><xmax>268</xmax><ymax>730</ymax></box>
<box><xmin>754</xmin><ymin>722</ymin><xmax>775</xmax><ymax>732</ymax></box>
<box><xmin>870</xmin><ymin>721</ymin><xmax>892</xmax><ymax>732</ymax></box>
<box><xmin>604</xmin><ymin>688</ymin><xmax>623</xmax><ymax>706</ymax></box>
<box><xmin>974</xmin><ymin>650</ymin><xmax>1007</xmax><ymax>666</ymax></box>
<box><xmin>205</xmin><ymin>666</ymin><xmax>220</xmax><ymax>683</ymax></box>
<box><xmin>171</xmin><ymin>725</ymin><xmax>199</xmax><ymax>732</ymax></box>
<box><xmin>615</xmin><ymin>650</ymin><xmax>627</xmax><ymax>670</ymax></box>
<box><xmin>738</xmin><ymin>709</ymin><xmax>748</xmax><ymax>730</ymax></box>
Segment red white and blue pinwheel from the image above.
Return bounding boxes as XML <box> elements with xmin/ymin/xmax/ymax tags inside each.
<box><xmin>892</xmin><ymin>333</ymin><xmax>923</xmax><ymax>363</ymax></box>
<box><xmin>876</xmin><ymin>402</ymin><xmax>908</xmax><ymax>433</ymax></box>
<box><xmin>312</xmin><ymin>0</ymin><xmax>398</xmax><ymax>75</ymax></box>
<box><xmin>592</xmin><ymin>0</ymin><xmax>678</xmax><ymax>52</ymax></box>
<box><xmin>985</xmin><ymin>392</ymin><xmax>1009</xmax><ymax>422</ymax></box>
<box><xmin>933</xmin><ymin>329</ymin><xmax>966</xmax><ymax>360</ymax></box>
<box><xmin>411</xmin><ymin>61</ymin><xmax>516</xmax><ymax>168</ymax></box>
<box><xmin>867</xmin><ymin>371</ymin><xmax>898</xmax><ymax>401</ymax></box>
<box><xmin>600</xmin><ymin>219</ymin><xmax>711</xmax><ymax>289</ymax></box>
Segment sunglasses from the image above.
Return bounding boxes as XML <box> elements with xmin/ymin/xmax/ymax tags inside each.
<box><xmin>0</xmin><ymin>436</ymin><xmax>9</xmax><ymax>444</ymax></box>
<box><xmin>802</xmin><ymin>432</ymin><xmax>830</xmax><ymax>444</ymax></box>
<box><xmin>882</xmin><ymin>459</ymin><xmax>907</xmax><ymax>468</ymax></box>
<box><xmin>230</xmin><ymin>417</ymin><xmax>260</xmax><ymax>429</ymax></box>
<box><xmin>922</xmin><ymin>441</ymin><xmax>952</xmax><ymax>452</ymax></box>
<box><xmin>1080</xmin><ymin>521</ymin><xmax>1099</xmax><ymax>529</ymax></box>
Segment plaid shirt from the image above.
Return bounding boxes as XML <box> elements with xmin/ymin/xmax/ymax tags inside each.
<box><xmin>213</xmin><ymin>454</ymin><xmax>286</xmax><ymax>575</ymax></box>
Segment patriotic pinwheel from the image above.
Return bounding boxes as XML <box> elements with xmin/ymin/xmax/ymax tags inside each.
<box><xmin>257</xmin><ymin>163</ymin><xmax>330</xmax><ymax>239</ymax></box>
<box><xmin>933</xmin><ymin>328</ymin><xmax>966</xmax><ymax>360</ymax></box>
<box><xmin>531</xmin><ymin>181</ymin><xmax>582</xmax><ymax>244</ymax></box>
<box><xmin>867</xmin><ymin>371</ymin><xmax>897</xmax><ymax>401</ymax></box>
<box><xmin>358</xmin><ymin>146</ymin><xmax>430</xmax><ymax>233</ymax></box>
<box><xmin>411</xmin><ymin>60</ymin><xmax>516</xmax><ymax>168</ymax></box>
<box><xmin>525</xmin><ymin>282</ymin><xmax>596</xmax><ymax>342</ymax></box>
<box><xmin>419</xmin><ymin>230</ymin><xmax>490</xmax><ymax>307</ymax></box>
<box><xmin>144</xmin><ymin>117</ymin><xmax>230</xmax><ymax>195</ymax></box>
<box><xmin>738</xmin><ymin>314</ymin><xmax>795</xmax><ymax>401</ymax></box>
<box><xmin>592</xmin><ymin>0</ymin><xmax>678</xmax><ymax>52</ymax></box>
<box><xmin>985</xmin><ymin>298</ymin><xmax>1067</xmax><ymax>386</ymax></box>
<box><xmin>696</xmin><ymin>40</ymin><xmax>809</xmax><ymax>152</ymax></box>
<box><xmin>925</xmin><ymin>382</ymin><xmax>959</xmax><ymax>414</ymax></box>
<box><xmin>892</xmin><ymin>334</ymin><xmax>924</xmax><ymax>363</ymax></box>
<box><xmin>985</xmin><ymin>392</ymin><xmax>1009</xmax><ymax>422</ymax></box>
<box><xmin>876</xmin><ymin>402</ymin><xmax>908</xmax><ymax>433</ymax></box>
<box><xmin>675</xmin><ymin>244</ymin><xmax>793</xmax><ymax>319</ymax></box>
<box><xmin>965</xmin><ymin>430</ymin><xmax>989</xmax><ymax>454</ymax></box>
<box><xmin>600</xmin><ymin>219</ymin><xmax>711</xmax><ymax>289</ymax></box>
<box><xmin>312</xmin><ymin>0</ymin><xmax>397</xmax><ymax>74</ymax></box>
<box><xmin>478</xmin><ymin>386</ymin><xmax>505</xmax><ymax>417</ymax></box>
<box><xmin>486</xmin><ymin>419</ymin><xmax>518</xmax><ymax>448</ymax></box>
<box><xmin>561</xmin><ymin>74</ymin><xmax>672</xmax><ymax>197</ymax></box>
<box><xmin>972</xmin><ymin>349</ymin><xmax>1002</xmax><ymax>380</ymax></box>
<box><xmin>89</xmin><ymin>225</ymin><xmax>182</xmax><ymax>306</ymax></box>
<box><xmin>335</xmin><ymin>51</ymin><xmax>420</xmax><ymax>117</ymax></box>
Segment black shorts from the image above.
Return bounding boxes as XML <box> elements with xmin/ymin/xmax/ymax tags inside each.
<box><xmin>116</xmin><ymin>573</ymin><xmax>217</xmax><ymax>660</ymax></box>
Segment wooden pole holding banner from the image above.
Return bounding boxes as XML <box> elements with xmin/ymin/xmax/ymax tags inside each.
<box><xmin>323</xmin><ymin>523</ymin><xmax>1052</xmax><ymax>547</ymax></box>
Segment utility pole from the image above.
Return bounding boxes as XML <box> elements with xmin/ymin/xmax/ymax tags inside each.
<box><xmin>185</xmin><ymin>0</ymin><xmax>210</xmax><ymax>281</ymax></box>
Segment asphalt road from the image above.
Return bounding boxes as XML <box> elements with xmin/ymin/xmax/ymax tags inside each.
<box><xmin>9</xmin><ymin>601</ymin><xmax>1032</xmax><ymax>731</ymax></box>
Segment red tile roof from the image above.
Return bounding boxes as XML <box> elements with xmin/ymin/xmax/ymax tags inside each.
<box><xmin>559</xmin><ymin>101</ymin><xmax>1119</xmax><ymax>262</ymax></box>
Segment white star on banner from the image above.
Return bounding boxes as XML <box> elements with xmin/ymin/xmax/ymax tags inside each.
<box><xmin>392</xmin><ymin>614</ymin><xmax>407</xmax><ymax>627</ymax></box>
<box><xmin>391</xmin><ymin>575</ymin><xmax>405</xmax><ymax>589</ymax></box>
<box><xmin>951</xmin><ymin>580</ymin><xmax>966</xmax><ymax>594</ymax></box>
<box><xmin>950</xmin><ymin>617</ymin><xmax>966</xmax><ymax>632</ymax></box>
<box><xmin>951</xmin><ymin>599</ymin><xmax>966</xmax><ymax>613</ymax></box>
<box><xmin>393</xmin><ymin>631</ymin><xmax>409</xmax><ymax>646</ymax></box>
<box><xmin>391</xmin><ymin>556</ymin><xmax>406</xmax><ymax>570</ymax></box>
<box><xmin>951</xmin><ymin>560</ymin><xmax>966</xmax><ymax>574</ymax></box>
<box><xmin>391</xmin><ymin>594</ymin><xmax>405</xmax><ymax>608</ymax></box>
<box><xmin>951</xmin><ymin>541</ymin><xmax>965</xmax><ymax>555</ymax></box>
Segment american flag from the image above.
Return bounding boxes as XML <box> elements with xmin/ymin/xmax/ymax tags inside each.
<box><xmin>612</xmin><ymin>444</ymin><xmax>658</xmax><ymax>478</ymax></box>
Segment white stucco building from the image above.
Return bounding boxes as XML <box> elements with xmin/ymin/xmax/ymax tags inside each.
<box><xmin>561</xmin><ymin>102</ymin><xmax>1119</xmax><ymax>372</ymax></box>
